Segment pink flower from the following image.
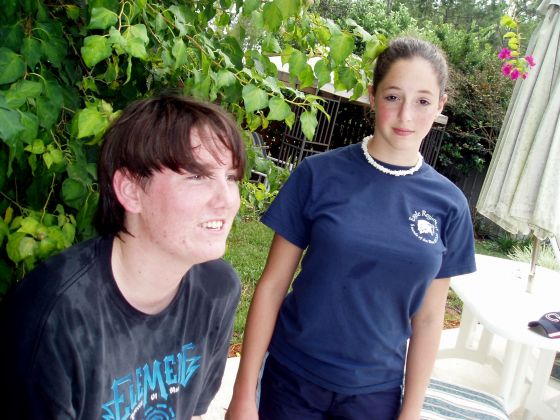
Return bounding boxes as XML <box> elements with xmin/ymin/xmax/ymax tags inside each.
<box><xmin>502</xmin><ymin>63</ymin><xmax>513</xmax><ymax>76</ymax></box>
<box><xmin>498</xmin><ymin>48</ymin><xmax>512</xmax><ymax>60</ymax></box>
<box><xmin>510</xmin><ymin>68</ymin><xmax>520</xmax><ymax>80</ymax></box>
<box><xmin>522</xmin><ymin>73</ymin><xmax>528</xmax><ymax>79</ymax></box>
<box><xmin>525</xmin><ymin>55</ymin><xmax>536</xmax><ymax>67</ymax></box>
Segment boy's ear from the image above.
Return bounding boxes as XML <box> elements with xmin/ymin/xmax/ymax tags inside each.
<box><xmin>113</xmin><ymin>169</ymin><xmax>143</xmax><ymax>214</ymax></box>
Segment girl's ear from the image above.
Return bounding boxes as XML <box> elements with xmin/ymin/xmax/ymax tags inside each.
<box><xmin>368</xmin><ymin>85</ymin><xmax>375</xmax><ymax>110</ymax></box>
<box><xmin>437</xmin><ymin>93</ymin><xmax>448</xmax><ymax>115</ymax></box>
<box><xmin>113</xmin><ymin>169</ymin><xmax>143</xmax><ymax>214</ymax></box>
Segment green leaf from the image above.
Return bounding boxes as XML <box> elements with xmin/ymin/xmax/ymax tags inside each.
<box><xmin>314</xmin><ymin>59</ymin><xmax>331</xmax><ymax>88</ymax></box>
<box><xmin>39</xmin><ymin>36</ymin><xmax>67</xmax><ymax>69</ymax></box>
<box><xmin>329</xmin><ymin>33</ymin><xmax>354</xmax><ymax>65</ymax></box>
<box><xmin>1</xmin><ymin>22</ymin><xmax>24</xmax><ymax>51</ymax></box>
<box><xmin>77</xmin><ymin>108</ymin><xmax>107</xmax><ymax>139</ymax></box>
<box><xmin>62</xmin><ymin>222</ymin><xmax>75</xmax><ymax>247</ymax></box>
<box><xmin>299</xmin><ymin>66</ymin><xmax>315</xmax><ymax>89</ymax></box>
<box><xmin>0</xmin><ymin>107</ymin><xmax>24</xmax><ymax>141</ymax></box>
<box><xmin>508</xmin><ymin>38</ymin><xmax>519</xmax><ymax>50</ymax></box>
<box><xmin>215</xmin><ymin>69</ymin><xmax>236</xmax><ymax>89</ymax></box>
<box><xmin>0</xmin><ymin>48</ymin><xmax>25</xmax><ymax>85</ymax></box>
<box><xmin>243</xmin><ymin>0</ymin><xmax>260</xmax><ymax>16</ymax></box>
<box><xmin>263</xmin><ymin>3</ymin><xmax>283</xmax><ymax>32</ymax></box>
<box><xmin>36</xmin><ymin>96</ymin><xmax>61</xmax><ymax>130</ymax></box>
<box><xmin>267</xmin><ymin>97</ymin><xmax>292</xmax><ymax>121</ymax></box>
<box><xmin>24</xmin><ymin>139</ymin><xmax>45</xmax><ymax>154</ymax></box>
<box><xmin>192</xmin><ymin>72</ymin><xmax>212</xmax><ymax>100</ymax></box>
<box><xmin>363</xmin><ymin>39</ymin><xmax>383</xmax><ymax>63</ymax></box>
<box><xmin>500</xmin><ymin>15</ymin><xmax>517</xmax><ymax>28</ymax></box>
<box><xmin>16</xmin><ymin>111</ymin><xmax>38</xmax><ymax>144</ymax></box>
<box><xmin>274</xmin><ymin>0</ymin><xmax>300</xmax><ymax>19</ymax></box>
<box><xmin>126</xmin><ymin>24</ymin><xmax>149</xmax><ymax>43</ymax></box>
<box><xmin>284</xmin><ymin>111</ymin><xmax>295</xmax><ymax>129</ymax></box>
<box><xmin>172</xmin><ymin>39</ymin><xmax>188</xmax><ymax>68</ymax></box>
<box><xmin>315</xmin><ymin>26</ymin><xmax>331</xmax><ymax>44</ymax></box>
<box><xmin>288</xmin><ymin>49</ymin><xmax>308</xmax><ymax>77</ymax></box>
<box><xmin>242</xmin><ymin>84</ymin><xmax>269</xmax><ymax>113</ymax></box>
<box><xmin>6</xmin><ymin>232</ymin><xmax>37</xmax><ymax>263</ymax></box>
<box><xmin>300</xmin><ymin>110</ymin><xmax>317</xmax><ymax>140</ymax></box>
<box><xmin>5</xmin><ymin>80</ymin><xmax>43</xmax><ymax>107</ymax></box>
<box><xmin>108</xmin><ymin>27</ymin><xmax>126</xmax><ymax>53</ymax></box>
<box><xmin>81</xmin><ymin>35</ymin><xmax>112</xmax><ymax>67</ymax></box>
<box><xmin>262</xmin><ymin>35</ymin><xmax>281</xmax><ymax>54</ymax></box>
<box><xmin>21</xmin><ymin>37</ymin><xmax>41</xmax><ymax>69</ymax></box>
<box><xmin>76</xmin><ymin>191</ymin><xmax>99</xmax><ymax>235</ymax></box>
<box><xmin>88</xmin><ymin>7</ymin><xmax>118</xmax><ymax>30</ymax></box>
<box><xmin>334</xmin><ymin>67</ymin><xmax>357</xmax><ymax>91</ymax></box>
<box><xmin>155</xmin><ymin>13</ymin><xmax>166</xmax><ymax>32</ymax></box>
<box><xmin>17</xmin><ymin>217</ymin><xmax>40</xmax><ymax>236</ymax></box>
<box><xmin>123</xmin><ymin>25</ymin><xmax>148</xmax><ymax>59</ymax></box>
<box><xmin>38</xmin><ymin>237</ymin><xmax>57</xmax><ymax>259</ymax></box>
<box><xmin>62</xmin><ymin>178</ymin><xmax>87</xmax><ymax>210</ymax></box>
<box><xmin>65</xmin><ymin>5</ymin><xmax>81</xmax><ymax>21</ymax></box>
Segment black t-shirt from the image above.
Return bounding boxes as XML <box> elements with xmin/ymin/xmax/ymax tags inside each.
<box><xmin>0</xmin><ymin>236</ymin><xmax>240</xmax><ymax>419</ymax></box>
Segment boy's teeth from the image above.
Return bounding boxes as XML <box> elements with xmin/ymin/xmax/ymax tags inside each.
<box><xmin>203</xmin><ymin>221</ymin><xmax>223</xmax><ymax>229</ymax></box>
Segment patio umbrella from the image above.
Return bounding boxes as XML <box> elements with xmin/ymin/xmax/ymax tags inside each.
<box><xmin>477</xmin><ymin>0</ymin><xmax>560</xmax><ymax>291</ymax></box>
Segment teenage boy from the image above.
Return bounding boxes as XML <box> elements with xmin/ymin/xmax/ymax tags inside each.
<box><xmin>0</xmin><ymin>94</ymin><xmax>246</xmax><ymax>419</ymax></box>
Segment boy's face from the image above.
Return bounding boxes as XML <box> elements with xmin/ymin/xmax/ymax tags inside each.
<box><xmin>132</xmin><ymin>128</ymin><xmax>240</xmax><ymax>267</ymax></box>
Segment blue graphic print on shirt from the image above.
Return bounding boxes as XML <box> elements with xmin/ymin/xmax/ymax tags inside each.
<box><xmin>101</xmin><ymin>342</ymin><xmax>200</xmax><ymax>419</ymax></box>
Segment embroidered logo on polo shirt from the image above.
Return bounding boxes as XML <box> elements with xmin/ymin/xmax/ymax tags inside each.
<box><xmin>409</xmin><ymin>210</ymin><xmax>439</xmax><ymax>244</ymax></box>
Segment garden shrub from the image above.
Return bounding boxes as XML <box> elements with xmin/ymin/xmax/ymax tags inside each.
<box><xmin>0</xmin><ymin>0</ymin><xmax>384</xmax><ymax>297</ymax></box>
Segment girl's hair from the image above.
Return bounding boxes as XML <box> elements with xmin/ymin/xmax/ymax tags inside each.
<box><xmin>373</xmin><ymin>37</ymin><xmax>448</xmax><ymax>96</ymax></box>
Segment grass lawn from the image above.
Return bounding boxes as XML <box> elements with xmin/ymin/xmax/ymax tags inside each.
<box><xmin>224</xmin><ymin>217</ymin><xmax>273</xmax><ymax>345</ymax></box>
<box><xmin>224</xmin><ymin>217</ymin><xmax>512</xmax><ymax>345</ymax></box>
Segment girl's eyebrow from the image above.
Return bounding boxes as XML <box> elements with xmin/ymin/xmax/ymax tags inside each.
<box><xmin>382</xmin><ymin>85</ymin><xmax>436</xmax><ymax>96</ymax></box>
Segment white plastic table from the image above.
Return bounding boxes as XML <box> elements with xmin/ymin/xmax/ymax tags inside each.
<box><xmin>439</xmin><ymin>254</ymin><xmax>560</xmax><ymax>419</ymax></box>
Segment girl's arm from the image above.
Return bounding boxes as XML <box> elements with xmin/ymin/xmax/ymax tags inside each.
<box><xmin>226</xmin><ymin>234</ymin><xmax>303</xmax><ymax>420</ymax></box>
<box><xmin>399</xmin><ymin>277</ymin><xmax>451</xmax><ymax>420</ymax></box>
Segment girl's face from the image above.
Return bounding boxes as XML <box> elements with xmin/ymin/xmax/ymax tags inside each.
<box><xmin>369</xmin><ymin>57</ymin><xmax>447</xmax><ymax>159</ymax></box>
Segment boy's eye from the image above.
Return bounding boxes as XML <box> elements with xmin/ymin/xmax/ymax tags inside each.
<box><xmin>419</xmin><ymin>99</ymin><xmax>431</xmax><ymax>106</ymax></box>
<box><xmin>385</xmin><ymin>95</ymin><xmax>399</xmax><ymax>101</ymax></box>
<box><xmin>227</xmin><ymin>174</ymin><xmax>238</xmax><ymax>182</ymax></box>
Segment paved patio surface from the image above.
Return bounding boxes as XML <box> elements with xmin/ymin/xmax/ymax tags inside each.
<box><xmin>205</xmin><ymin>327</ymin><xmax>560</xmax><ymax>419</ymax></box>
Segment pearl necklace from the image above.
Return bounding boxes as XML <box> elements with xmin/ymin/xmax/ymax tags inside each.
<box><xmin>361</xmin><ymin>135</ymin><xmax>423</xmax><ymax>177</ymax></box>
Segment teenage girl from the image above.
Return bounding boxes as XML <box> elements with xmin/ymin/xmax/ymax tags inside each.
<box><xmin>227</xmin><ymin>37</ymin><xmax>476</xmax><ymax>420</ymax></box>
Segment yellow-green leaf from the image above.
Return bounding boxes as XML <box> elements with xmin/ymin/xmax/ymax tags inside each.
<box><xmin>81</xmin><ymin>35</ymin><xmax>112</xmax><ymax>67</ymax></box>
<box><xmin>88</xmin><ymin>7</ymin><xmax>118</xmax><ymax>30</ymax></box>
<box><xmin>267</xmin><ymin>97</ymin><xmax>292</xmax><ymax>121</ymax></box>
<box><xmin>242</xmin><ymin>84</ymin><xmax>269</xmax><ymax>113</ymax></box>
<box><xmin>329</xmin><ymin>33</ymin><xmax>354</xmax><ymax>65</ymax></box>
<box><xmin>300</xmin><ymin>110</ymin><xmax>318</xmax><ymax>140</ymax></box>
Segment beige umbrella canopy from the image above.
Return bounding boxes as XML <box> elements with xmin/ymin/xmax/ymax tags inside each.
<box><xmin>477</xmin><ymin>0</ymin><xmax>560</xmax><ymax>290</ymax></box>
<box><xmin>478</xmin><ymin>0</ymin><xmax>560</xmax><ymax>240</ymax></box>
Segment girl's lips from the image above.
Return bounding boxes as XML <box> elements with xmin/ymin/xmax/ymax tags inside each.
<box><xmin>393</xmin><ymin>128</ymin><xmax>414</xmax><ymax>136</ymax></box>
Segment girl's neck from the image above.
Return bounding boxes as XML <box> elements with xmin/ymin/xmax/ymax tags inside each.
<box><xmin>366</xmin><ymin>135</ymin><xmax>420</xmax><ymax>167</ymax></box>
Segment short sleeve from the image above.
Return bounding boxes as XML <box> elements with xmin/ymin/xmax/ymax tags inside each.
<box><xmin>436</xmin><ymin>197</ymin><xmax>477</xmax><ymax>278</ymax></box>
<box><xmin>261</xmin><ymin>160</ymin><xmax>313</xmax><ymax>249</ymax></box>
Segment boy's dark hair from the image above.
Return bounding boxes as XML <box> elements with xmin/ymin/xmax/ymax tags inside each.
<box><xmin>374</xmin><ymin>37</ymin><xmax>449</xmax><ymax>96</ymax></box>
<box><xmin>95</xmin><ymin>94</ymin><xmax>246</xmax><ymax>236</ymax></box>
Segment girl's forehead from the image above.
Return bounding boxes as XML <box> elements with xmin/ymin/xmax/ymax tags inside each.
<box><xmin>378</xmin><ymin>58</ymin><xmax>440</xmax><ymax>94</ymax></box>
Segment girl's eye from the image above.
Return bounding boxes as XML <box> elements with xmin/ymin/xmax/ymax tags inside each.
<box><xmin>419</xmin><ymin>99</ymin><xmax>431</xmax><ymax>106</ymax></box>
<box><xmin>187</xmin><ymin>174</ymin><xmax>205</xmax><ymax>181</ymax></box>
<box><xmin>227</xmin><ymin>174</ymin><xmax>239</xmax><ymax>182</ymax></box>
<box><xmin>385</xmin><ymin>95</ymin><xmax>399</xmax><ymax>102</ymax></box>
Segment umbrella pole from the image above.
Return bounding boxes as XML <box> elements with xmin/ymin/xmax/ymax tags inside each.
<box><xmin>526</xmin><ymin>235</ymin><xmax>541</xmax><ymax>293</ymax></box>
